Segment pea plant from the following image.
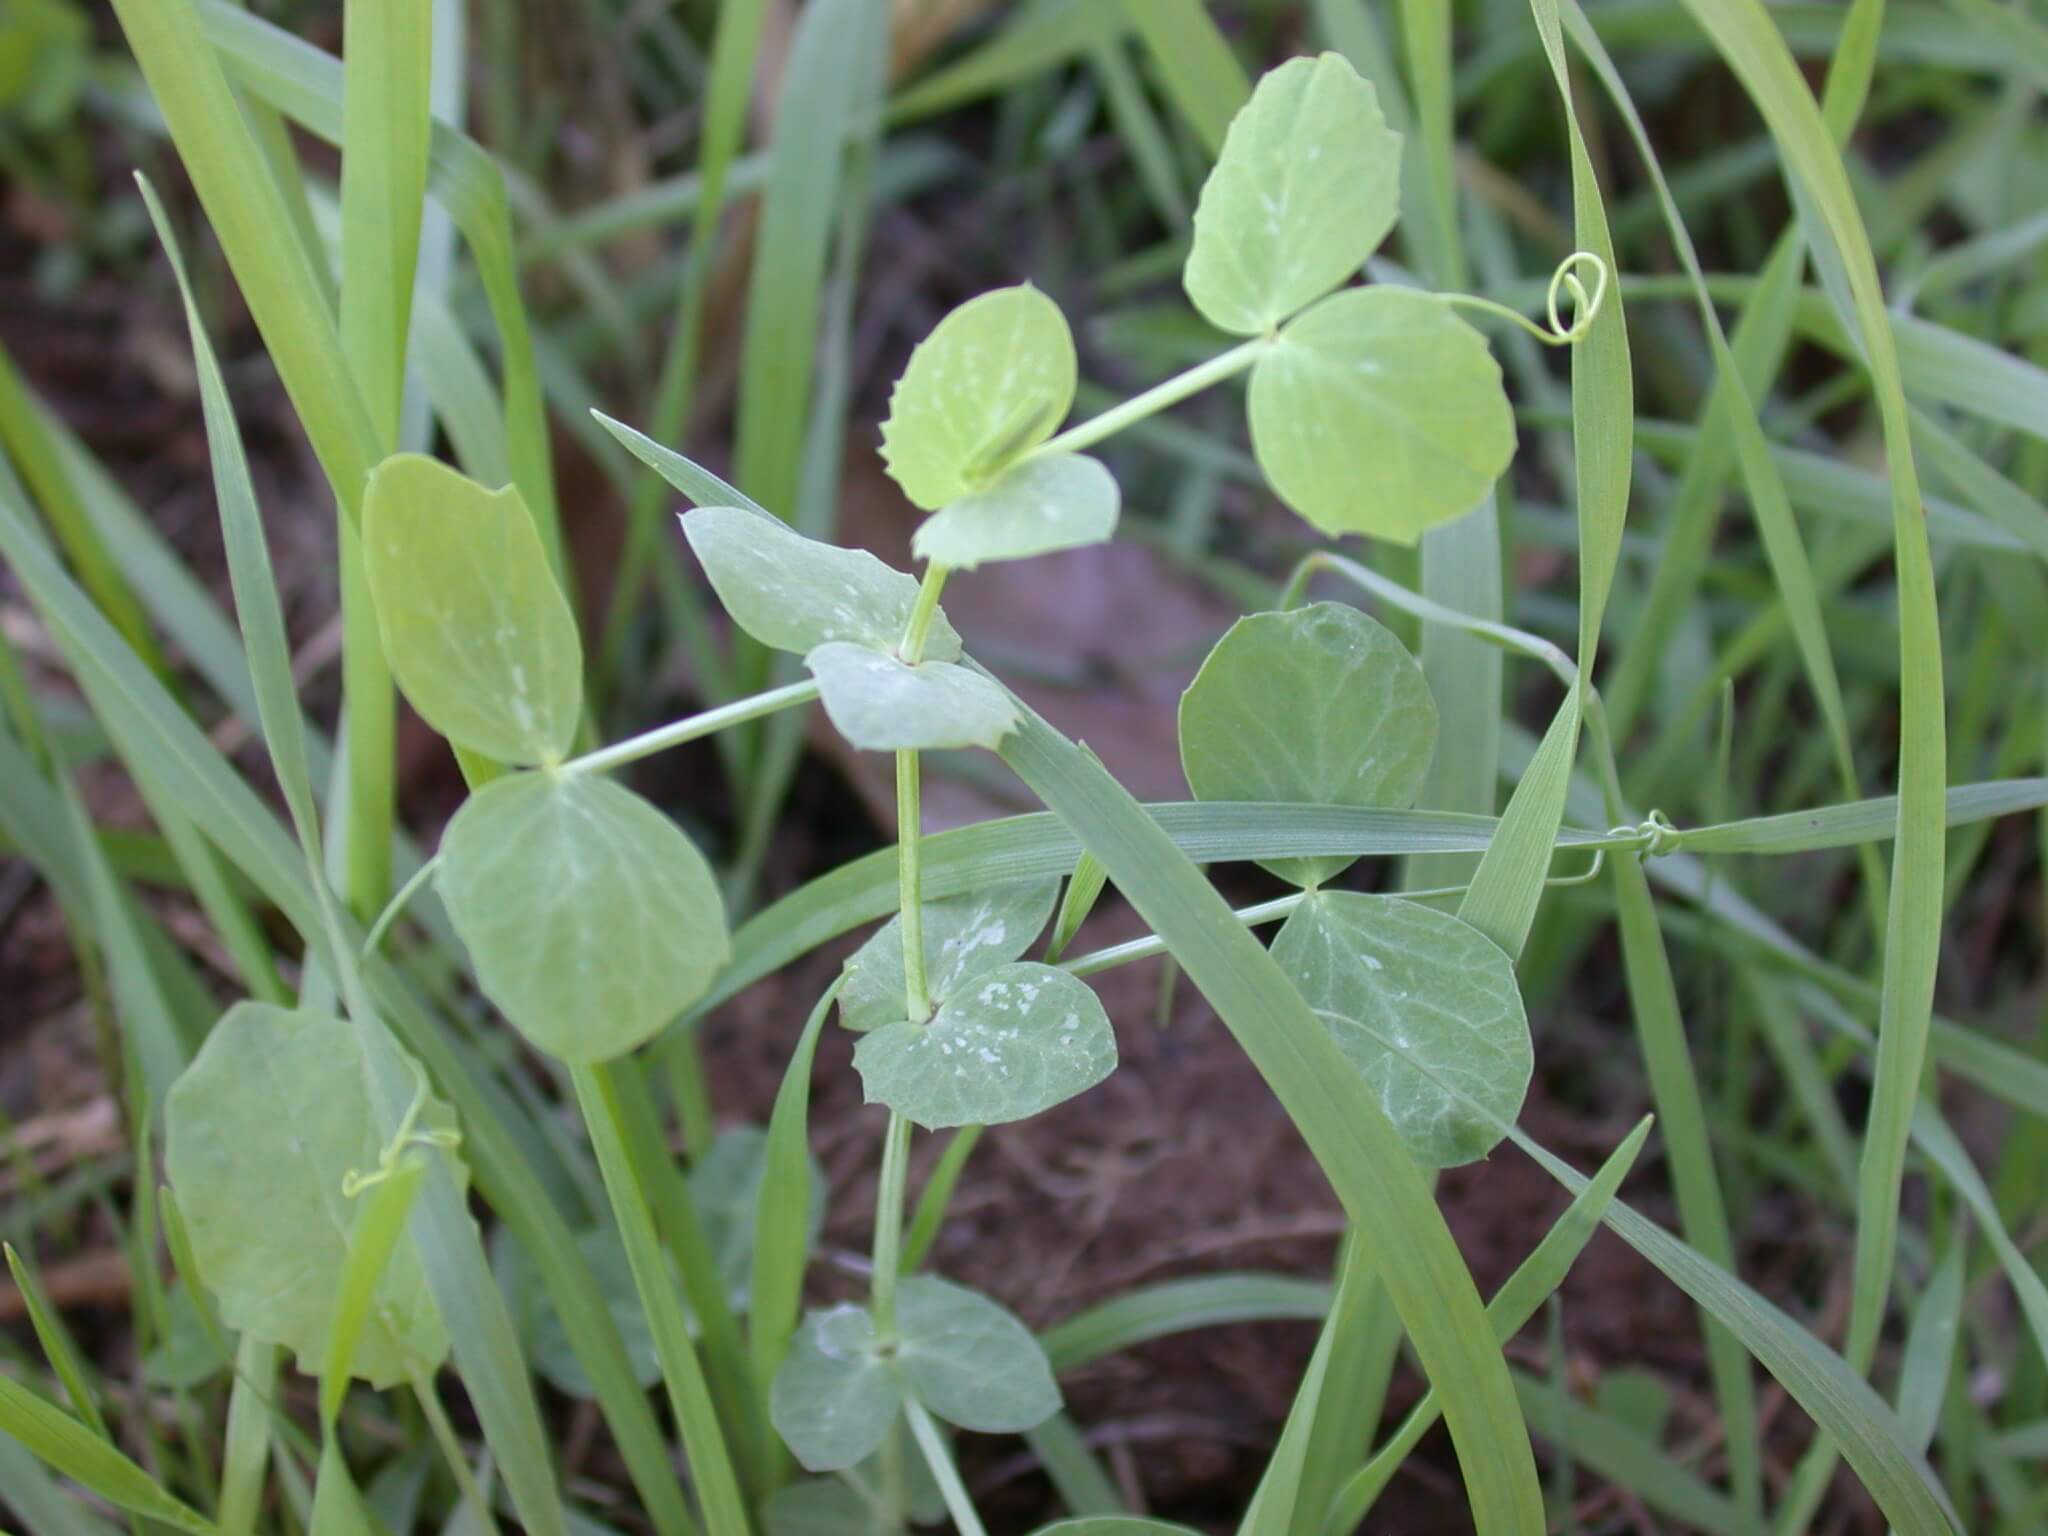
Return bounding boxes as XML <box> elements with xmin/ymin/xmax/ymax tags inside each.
<box><xmin>0</xmin><ymin>8</ymin><xmax>2005</xmax><ymax>1536</ymax></box>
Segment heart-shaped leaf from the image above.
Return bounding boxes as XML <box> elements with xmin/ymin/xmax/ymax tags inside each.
<box><xmin>1271</xmin><ymin>891</ymin><xmax>1530</xmax><ymax>1166</ymax></box>
<box><xmin>682</xmin><ymin>507</ymin><xmax>962</xmax><ymax>660</ymax></box>
<box><xmin>1248</xmin><ymin>287</ymin><xmax>1515</xmax><ymax>543</ymax></box>
<box><xmin>896</xmin><ymin>1275</ymin><xmax>1060</xmax><ymax>1432</ymax></box>
<box><xmin>762</xmin><ymin>1477</ymin><xmax>868</xmax><ymax>1536</ymax></box>
<box><xmin>840</xmin><ymin>881</ymin><xmax>1060</xmax><ymax>1034</ymax></box>
<box><xmin>881</xmin><ymin>284</ymin><xmax>1076</xmax><ymax>511</ymax></box>
<box><xmin>1179</xmin><ymin>602</ymin><xmax>1437</xmax><ymax>888</ymax></box>
<box><xmin>806</xmin><ymin>643</ymin><xmax>1019</xmax><ymax>752</ymax></box>
<box><xmin>770</xmin><ymin>1302</ymin><xmax>898</xmax><ymax>1472</ymax></box>
<box><xmin>763</xmin><ymin>1442</ymin><xmax>945</xmax><ymax>1535</ymax></box>
<box><xmin>165</xmin><ymin>1004</ymin><xmax>458</xmax><ymax>1387</ymax></box>
<box><xmin>1183</xmin><ymin>53</ymin><xmax>1401</xmax><ymax>336</ymax></box>
<box><xmin>768</xmin><ymin>1277</ymin><xmax>1066</xmax><ymax>1474</ymax></box>
<box><xmin>912</xmin><ymin>453</ymin><xmax>1120</xmax><ymax>571</ymax></box>
<box><xmin>853</xmin><ymin>962</ymin><xmax>1117</xmax><ymax>1129</ymax></box>
<box><xmin>363</xmin><ymin>453</ymin><xmax>582</xmax><ymax>765</ymax></box>
<box><xmin>438</xmin><ymin>770</ymin><xmax>729</xmax><ymax>1062</ymax></box>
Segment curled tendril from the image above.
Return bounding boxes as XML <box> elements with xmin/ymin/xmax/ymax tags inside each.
<box><xmin>1544</xmin><ymin>251</ymin><xmax>1609</xmax><ymax>343</ymax></box>
<box><xmin>1607</xmin><ymin>808</ymin><xmax>1682</xmax><ymax>858</ymax></box>
<box><xmin>1444</xmin><ymin>250</ymin><xmax>1611</xmax><ymax>349</ymax></box>
<box><xmin>342</xmin><ymin>1063</ymin><xmax>461</xmax><ymax>1198</ymax></box>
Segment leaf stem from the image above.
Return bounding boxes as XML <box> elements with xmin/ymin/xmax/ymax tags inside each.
<box><xmin>899</xmin><ymin>562</ymin><xmax>951</xmax><ymax>662</ymax></box>
<box><xmin>869</xmin><ymin>1111</ymin><xmax>913</xmax><ymax>1336</ymax></box>
<box><xmin>562</xmin><ymin>679</ymin><xmax>819</xmax><ymax>777</ymax></box>
<box><xmin>904</xmin><ymin>1399</ymin><xmax>989</xmax><ymax>1536</ymax></box>
<box><xmin>361</xmin><ymin>856</ymin><xmax>440</xmax><ymax>960</ymax></box>
<box><xmin>1033</xmin><ymin>337</ymin><xmax>1269</xmax><ymax>459</ymax></box>
<box><xmin>1282</xmin><ymin>550</ymin><xmax>1579</xmax><ymax>691</ymax></box>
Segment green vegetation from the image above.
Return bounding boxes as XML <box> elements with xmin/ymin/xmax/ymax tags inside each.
<box><xmin>0</xmin><ymin>2</ymin><xmax>2044</xmax><ymax>1533</ymax></box>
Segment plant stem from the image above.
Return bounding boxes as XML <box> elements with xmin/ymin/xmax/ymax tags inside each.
<box><xmin>563</xmin><ymin>678</ymin><xmax>819</xmax><ymax>776</ymax></box>
<box><xmin>904</xmin><ymin>1399</ymin><xmax>989</xmax><ymax>1536</ymax></box>
<box><xmin>411</xmin><ymin>1368</ymin><xmax>503</xmax><ymax>1536</ymax></box>
<box><xmin>869</xmin><ymin>1111</ymin><xmax>912</xmax><ymax>1335</ymax></box>
<box><xmin>893</xmin><ymin>562</ymin><xmax>951</xmax><ymax>1022</ymax></box>
<box><xmin>897</xmin><ymin>751</ymin><xmax>930</xmax><ymax>1019</ymax></box>
<box><xmin>1034</xmin><ymin>337</ymin><xmax>1269</xmax><ymax>459</ymax></box>
<box><xmin>879</xmin><ymin>562</ymin><xmax>951</xmax><ymax>1330</ymax></box>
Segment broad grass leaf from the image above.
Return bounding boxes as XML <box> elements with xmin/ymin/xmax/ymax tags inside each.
<box><xmin>691</xmin><ymin>1125</ymin><xmax>825</xmax><ymax>1308</ymax></box>
<box><xmin>1248</xmin><ymin>287</ymin><xmax>1513</xmax><ymax>543</ymax></box>
<box><xmin>911</xmin><ymin>453</ymin><xmax>1120</xmax><ymax>571</ymax></box>
<box><xmin>1183</xmin><ymin>52</ymin><xmax>1401</xmax><ymax>335</ymax></box>
<box><xmin>1271</xmin><ymin>892</ymin><xmax>1530</xmax><ymax>1166</ymax></box>
<box><xmin>1179</xmin><ymin>602</ymin><xmax>1436</xmax><ymax>887</ymax></box>
<box><xmin>771</xmin><ymin>1303</ymin><xmax>900</xmax><ymax>1471</ymax></box>
<box><xmin>363</xmin><ymin>454</ymin><xmax>581</xmax><ymax>765</ymax></box>
<box><xmin>840</xmin><ymin>880</ymin><xmax>1060</xmax><ymax>1033</ymax></box>
<box><xmin>880</xmin><ymin>284</ymin><xmax>1076</xmax><ymax>510</ymax></box>
<box><xmin>853</xmin><ymin>962</ymin><xmax>1116</xmax><ymax>1128</ymax></box>
<box><xmin>438</xmin><ymin>772</ymin><xmax>728</xmax><ymax>1062</ymax></box>
<box><xmin>0</xmin><ymin>1373</ymin><xmax>216</xmax><ymax>1536</ymax></box>
<box><xmin>896</xmin><ymin>1275</ymin><xmax>1060</xmax><ymax>1432</ymax></box>
<box><xmin>165</xmin><ymin>1003</ymin><xmax>457</xmax><ymax>1386</ymax></box>
<box><xmin>681</xmin><ymin>507</ymin><xmax>962</xmax><ymax>659</ymax></box>
<box><xmin>806</xmin><ymin>644</ymin><xmax>1019</xmax><ymax>752</ymax></box>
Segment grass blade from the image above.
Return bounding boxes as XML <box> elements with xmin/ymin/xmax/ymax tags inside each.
<box><xmin>996</xmin><ymin>697</ymin><xmax>1545</xmax><ymax>1534</ymax></box>
<box><xmin>0</xmin><ymin>1377</ymin><xmax>217</xmax><ymax>1536</ymax></box>
<box><xmin>574</xmin><ymin>1063</ymin><xmax>749</xmax><ymax>1536</ymax></box>
<box><xmin>1121</xmin><ymin>0</ymin><xmax>1250</xmax><ymax>155</ymax></box>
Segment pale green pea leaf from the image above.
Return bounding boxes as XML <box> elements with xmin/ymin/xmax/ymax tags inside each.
<box><xmin>911</xmin><ymin>453</ymin><xmax>1120</xmax><ymax>571</ymax></box>
<box><xmin>839</xmin><ymin>880</ymin><xmax>1060</xmax><ymax>1034</ymax></box>
<box><xmin>880</xmin><ymin>284</ymin><xmax>1076</xmax><ymax>511</ymax></box>
<box><xmin>1248</xmin><ymin>287</ymin><xmax>1514</xmax><ymax>543</ymax></box>
<box><xmin>165</xmin><ymin>1003</ymin><xmax>457</xmax><ymax>1387</ymax></box>
<box><xmin>1183</xmin><ymin>52</ymin><xmax>1401</xmax><ymax>335</ymax></box>
<box><xmin>1271</xmin><ymin>892</ymin><xmax>1530</xmax><ymax>1166</ymax></box>
<box><xmin>895</xmin><ymin>1274</ymin><xmax>1059</xmax><ymax>1433</ymax></box>
<box><xmin>681</xmin><ymin>506</ymin><xmax>962</xmax><ymax>660</ymax></box>
<box><xmin>771</xmin><ymin>1303</ymin><xmax>902</xmax><ymax>1472</ymax></box>
<box><xmin>691</xmin><ymin>1125</ymin><xmax>826</xmax><ymax>1308</ymax></box>
<box><xmin>764</xmin><ymin>1453</ymin><xmax>944</xmax><ymax>1536</ymax></box>
<box><xmin>806</xmin><ymin>644</ymin><xmax>1019</xmax><ymax>752</ymax></box>
<box><xmin>141</xmin><ymin>1285</ymin><xmax>229</xmax><ymax>1391</ymax></box>
<box><xmin>363</xmin><ymin>453</ymin><xmax>582</xmax><ymax>765</ymax></box>
<box><xmin>761</xmin><ymin>1479</ymin><xmax>883</xmax><ymax>1536</ymax></box>
<box><xmin>1179</xmin><ymin>602</ymin><xmax>1436</xmax><ymax>888</ymax></box>
<box><xmin>494</xmin><ymin>1226</ymin><xmax>661</xmax><ymax>1398</ymax></box>
<box><xmin>1030</xmin><ymin>1522</ymin><xmax>1201</xmax><ymax>1536</ymax></box>
<box><xmin>852</xmin><ymin>963</ymin><xmax>1117</xmax><ymax>1129</ymax></box>
<box><xmin>438</xmin><ymin>771</ymin><xmax>729</xmax><ymax>1063</ymax></box>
